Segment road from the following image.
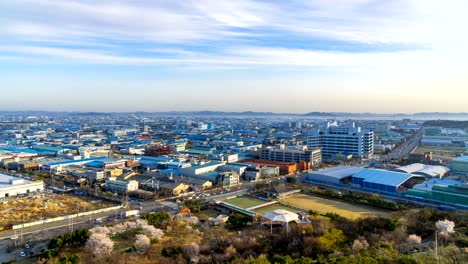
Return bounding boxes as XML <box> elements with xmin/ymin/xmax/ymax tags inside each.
<box><xmin>378</xmin><ymin>129</ymin><xmax>423</xmax><ymax>162</ymax></box>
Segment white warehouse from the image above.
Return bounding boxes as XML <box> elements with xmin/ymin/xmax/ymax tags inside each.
<box><xmin>0</xmin><ymin>173</ymin><xmax>44</xmax><ymax>198</ymax></box>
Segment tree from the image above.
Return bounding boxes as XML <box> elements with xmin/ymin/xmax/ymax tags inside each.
<box><xmin>407</xmin><ymin>234</ymin><xmax>421</xmax><ymax>246</ymax></box>
<box><xmin>435</xmin><ymin>219</ymin><xmax>455</xmax><ymax>237</ymax></box>
<box><xmin>352</xmin><ymin>238</ymin><xmax>369</xmax><ymax>253</ymax></box>
<box><xmin>134</xmin><ymin>234</ymin><xmax>151</xmax><ymax>253</ymax></box>
<box><xmin>226</xmin><ymin>213</ymin><xmax>250</xmax><ymax>228</ymax></box>
<box><xmin>140</xmin><ymin>224</ymin><xmax>164</xmax><ymax>240</ymax></box>
<box><xmin>244</xmin><ymin>254</ymin><xmax>271</xmax><ymax>264</ymax></box>
<box><xmin>144</xmin><ymin>212</ymin><xmax>171</xmax><ymax>227</ymax></box>
<box><xmin>185</xmin><ymin>199</ymin><xmax>203</xmax><ymax>212</ymax></box>
<box><xmin>86</xmin><ymin>233</ymin><xmax>114</xmax><ymax>256</ymax></box>
<box><xmin>58</xmin><ymin>254</ymin><xmax>80</xmax><ymax>264</ymax></box>
<box><xmin>316</xmin><ymin>229</ymin><xmax>347</xmax><ymax>253</ymax></box>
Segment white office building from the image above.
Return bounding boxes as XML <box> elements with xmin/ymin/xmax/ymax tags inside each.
<box><xmin>307</xmin><ymin>122</ymin><xmax>374</xmax><ymax>159</ymax></box>
<box><xmin>260</xmin><ymin>145</ymin><xmax>322</xmax><ymax>166</ymax></box>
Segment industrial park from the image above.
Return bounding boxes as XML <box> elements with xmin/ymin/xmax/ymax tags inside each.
<box><xmin>2</xmin><ymin>0</ymin><xmax>468</xmax><ymax>263</ymax></box>
<box><xmin>0</xmin><ymin>112</ymin><xmax>466</xmax><ymax>263</ymax></box>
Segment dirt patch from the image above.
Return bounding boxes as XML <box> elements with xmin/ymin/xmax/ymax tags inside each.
<box><xmin>0</xmin><ymin>193</ymin><xmax>114</xmax><ymax>227</ymax></box>
<box><xmin>280</xmin><ymin>193</ymin><xmax>390</xmax><ymax>219</ymax></box>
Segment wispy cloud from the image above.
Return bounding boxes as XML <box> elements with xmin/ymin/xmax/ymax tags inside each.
<box><xmin>1</xmin><ymin>0</ymin><xmax>466</xmax><ymax>67</ymax></box>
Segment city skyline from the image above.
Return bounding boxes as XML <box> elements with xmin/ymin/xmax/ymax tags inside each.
<box><xmin>1</xmin><ymin>0</ymin><xmax>467</xmax><ymax>113</ymax></box>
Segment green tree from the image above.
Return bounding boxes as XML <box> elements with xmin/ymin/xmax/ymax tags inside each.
<box><xmin>316</xmin><ymin>229</ymin><xmax>347</xmax><ymax>253</ymax></box>
<box><xmin>226</xmin><ymin>213</ymin><xmax>250</xmax><ymax>228</ymax></box>
<box><xmin>59</xmin><ymin>254</ymin><xmax>81</xmax><ymax>264</ymax></box>
<box><xmin>145</xmin><ymin>212</ymin><xmax>171</xmax><ymax>227</ymax></box>
<box><xmin>245</xmin><ymin>254</ymin><xmax>271</xmax><ymax>264</ymax></box>
<box><xmin>184</xmin><ymin>199</ymin><xmax>202</xmax><ymax>212</ymax></box>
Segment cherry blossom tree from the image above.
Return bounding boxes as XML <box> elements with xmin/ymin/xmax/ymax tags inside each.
<box><xmin>134</xmin><ymin>234</ymin><xmax>150</xmax><ymax>253</ymax></box>
<box><xmin>407</xmin><ymin>234</ymin><xmax>422</xmax><ymax>245</ymax></box>
<box><xmin>86</xmin><ymin>233</ymin><xmax>114</xmax><ymax>256</ymax></box>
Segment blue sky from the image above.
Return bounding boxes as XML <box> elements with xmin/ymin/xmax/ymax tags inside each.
<box><xmin>1</xmin><ymin>0</ymin><xmax>467</xmax><ymax>113</ymax></box>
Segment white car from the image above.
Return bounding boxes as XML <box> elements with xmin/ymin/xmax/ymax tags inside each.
<box><xmin>19</xmin><ymin>251</ymin><xmax>26</xmax><ymax>257</ymax></box>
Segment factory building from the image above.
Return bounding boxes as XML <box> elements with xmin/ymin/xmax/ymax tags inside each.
<box><xmin>0</xmin><ymin>173</ymin><xmax>44</xmax><ymax>197</ymax></box>
<box><xmin>393</xmin><ymin>163</ymin><xmax>450</xmax><ymax>178</ymax></box>
<box><xmin>260</xmin><ymin>145</ymin><xmax>322</xmax><ymax>166</ymax></box>
<box><xmin>305</xmin><ymin>166</ymin><xmax>364</xmax><ymax>185</ymax></box>
<box><xmin>407</xmin><ymin>179</ymin><xmax>468</xmax><ymax>207</ymax></box>
<box><xmin>450</xmin><ymin>156</ymin><xmax>468</xmax><ymax>174</ymax></box>
<box><xmin>179</xmin><ymin>161</ymin><xmax>225</xmax><ymax>177</ymax></box>
<box><xmin>307</xmin><ymin>122</ymin><xmax>374</xmax><ymax>159</ymax></box>
<box><xmin>105</xmin><ymin>178</ymin><xmax>139</xmax><ymax>193</ymax></box>
<box><xmin>352</xmin><ymin>169</ymin><xmax>424</xmax><ymax>193</ymax></box>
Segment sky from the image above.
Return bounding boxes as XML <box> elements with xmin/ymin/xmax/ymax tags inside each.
<box><xmin>1</xmin><ymin>0</ymin><xmax>467</xmax><ymax>113</ymax></box>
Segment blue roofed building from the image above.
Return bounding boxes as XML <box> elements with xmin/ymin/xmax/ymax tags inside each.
<box><xmin>305</xmin><ymin>166</ymin><xmax>364</xmax><ymax>184</ymax></box>
<box><xmin>352</xmin><ymin>169</ymin><xmax>425</xmax><ymax>193</ymax></box>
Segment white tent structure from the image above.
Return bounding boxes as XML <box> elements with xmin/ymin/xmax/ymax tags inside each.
<box><xmin>261</xmin><ymin>209</ymin><xmax>299</xmax><ymax>233</ymax></box>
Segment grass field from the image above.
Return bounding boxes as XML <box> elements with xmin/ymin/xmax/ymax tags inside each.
<box><xmin>253</xmin><ymin>204</ymin><xmax>297</xmax><ymax>214</ymax></box>
<box><xmin>223</xmin><ymin>196</ymin><xmax>267</xmax><ymax>209</ymax></box>
<box><xmin>412</xmin><ymin>145</ymin><xmax>467</xmax><ymax>160</ymax></box>
<box><xmin>280</xmin><ymin>193</ymin><xmax>390</xmax><ymax>219</ymax></box>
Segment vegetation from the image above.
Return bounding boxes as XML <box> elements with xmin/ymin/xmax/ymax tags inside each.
<box><xmin>144</xmin><ymin>212</ymin><xmax>171</xmax><ymax>227</ymax></box>
<box><xmin>226</xmin><ymin>213</ymin><xmax>250</xmax><ymax>228</ymax></box>
<box><xmin>184</xmin><ymin>198</ymin><xmax>205</xmax><ymax>212</ymax></box>
<box><xmin>303</xmin><ymin>187</ymin><xmax>406</xmax><ymax>210</ymax></box>
<box><xmin>35</xmin><ymin>207</ymin><xmax>467</xmax><ymax>264</ymax></box>
<box><xmin>48</xmin><ymin>229</ymin><xmax>91</xmax><ymax>250</ymax></box>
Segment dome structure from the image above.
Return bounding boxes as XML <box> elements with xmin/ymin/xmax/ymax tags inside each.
<box><xmin>261</xmin><ymin>209</ymin><xmax>299</xmax><ymax>233</ymax></box>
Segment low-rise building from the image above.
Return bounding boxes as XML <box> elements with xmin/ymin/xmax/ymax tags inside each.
<box><xmin>451</xmin><ymin>156</ymin><xmax>468</xmax><ymax>174</ymax></box>
<box><xmin>220</xmin><ymin>171</ymin><xmax>240</xmax><ymax>187</ymax></box>
<box><xmin>105</xmin><ymin>178</ymin><xmax>139</xmax><ymax>193</ymax></box>
<box><xmin>0</xmin><ymin>173</ymin><xmax>44</xmax><ymax>197</ymax></box>
<box><xmin>179</xmin><ymin>161</ymin><xmax>225</xmax><ymax>177</ymax></box>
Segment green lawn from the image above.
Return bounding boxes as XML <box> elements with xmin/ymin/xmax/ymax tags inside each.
<box><xmin>223</xmin><ymin>196</ymin><xmax>267</xmax><ymax>209</ymax></box>
<box><xmin>253</xmin><ymin>204</ymin><xmax>297</xmax><ymax>214</ymax></box>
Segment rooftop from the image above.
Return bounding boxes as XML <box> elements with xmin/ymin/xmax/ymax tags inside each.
<box><xmin>412</xmin><ymin>179</ymin><xmax>464</xmax><ymax>191</ymax></box>
<box><xmin>394</xmin><ymin>163</ymin><xmax>450</xmax><ymax>178</ymax></box>
<box><xmin>453</xmin><ymin>156</ymin><xmax>468</xmax><ymax>162</ymax></box>
<box><xmin>353</xmin><ymin>169</ymin><xmax>424</xmax><ymax>188</ymax></box>
<box><xmin>0</xmin><ymin>173</ymin><xmax>34</xmax><ymax>189</ymax></box>
<box><xmin>309</xmin><ymin>166</ymin><xmax>364</xmax><ymax>179</ymax></box>
<box><xmin>190</xmin><ymin>161</ymin><xmax>224</xmax><ymax>170</ymax></box>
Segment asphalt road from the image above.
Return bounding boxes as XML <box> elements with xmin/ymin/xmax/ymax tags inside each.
<box><xmin>378</xmin><ymin>129</ymin><xmax>423</xmax><ymax>162</ymax></box>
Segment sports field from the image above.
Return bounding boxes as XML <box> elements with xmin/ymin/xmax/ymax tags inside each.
<box><xmin>253</xmin><ymin>204</ymin><xmax>297</xmax><ymax>214</ymax></box>
<box><xmin>280</xmin><ymin>193</ymin><xmax>390</xmax><ymax>219</ymax></box>
<box><xmin>223</xmin><ymin>196</ymin><xmax>267</xmax><ymax>209</ymax></box>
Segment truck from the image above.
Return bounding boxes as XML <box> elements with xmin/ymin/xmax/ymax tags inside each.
<box><xmin>117</xmin><ymin>210</ymin><xmax>139</xmax><ymax>219</ymax></box>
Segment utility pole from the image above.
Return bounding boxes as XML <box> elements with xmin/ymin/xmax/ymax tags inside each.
<box><xmin>20</xmin><ymin>208</ymin><xmax>24</xmax><ymax>246</ymax></box>
<box><xmin>435</xmin><ymin>231</ymin><xmax>439</xmax><ymax>264</ymax></box>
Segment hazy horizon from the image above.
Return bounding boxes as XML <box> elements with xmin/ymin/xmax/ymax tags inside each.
<box><xmin>1</xmin><ymin>0</ymin><xmax>467</xmax><ymax>113</ymax></box>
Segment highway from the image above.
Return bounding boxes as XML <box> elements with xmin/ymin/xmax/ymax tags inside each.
<box><xmin>378</xmin><ymin>129</ymin><xmax>423</xmax><ymax>162</ymax></box>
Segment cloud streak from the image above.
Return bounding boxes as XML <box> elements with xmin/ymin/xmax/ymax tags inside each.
<box><xmin>1</xmin><ymin>0</ymin><xmax>467</xmax><ymax>68</ymax></box>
